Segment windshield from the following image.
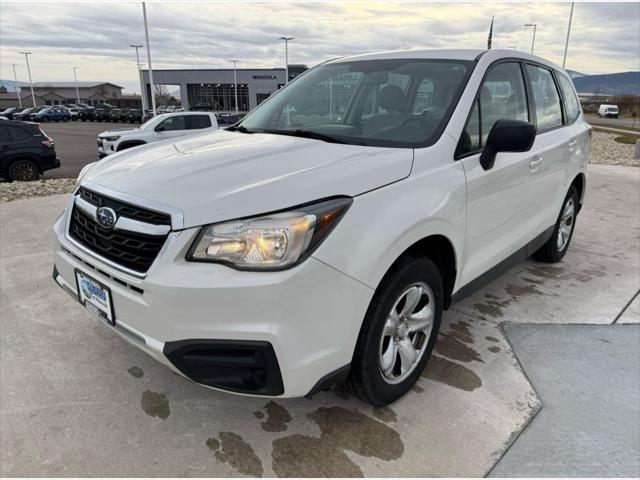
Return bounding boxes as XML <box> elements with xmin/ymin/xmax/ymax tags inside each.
<box><xmin>238</xmin><ymin>58</ymin><xmax>473</xmax><ymax>147</ymax></box>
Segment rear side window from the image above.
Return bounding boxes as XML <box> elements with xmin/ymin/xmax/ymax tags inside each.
<box><xmin>186</xmin><ymin>115</ymin><xmax>212</xmax><ymax>130</ymax></box>
<box><xmin>6</xmin><ymin>126</ymin><xmax>32</xmax><ymax>141</ymax></box>
<box><xmin>556</xmin><ymin>73</ymin><xmax>581</xmax><ymax>123</ymax></box>
<box><xmin>456</xmin><ymin>62</ymin><xmax>529</xmax><ymax>157</ymax></box>
<box><xmin>526</xmin><ymin>65</ymin><xmax>563</xmax><ymax>131</ymax></box>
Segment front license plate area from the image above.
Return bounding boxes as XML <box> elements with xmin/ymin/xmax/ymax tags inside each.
<box><xmin>75</xmin><ymin>269</ymin><xmax>115</xmax><ymax>326</ymax></box>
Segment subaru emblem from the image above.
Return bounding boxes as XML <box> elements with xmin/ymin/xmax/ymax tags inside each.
<box><xmin>96</xmin><ymin>207</ymin><xmax>117</xmax><ymax>230</ymax></box>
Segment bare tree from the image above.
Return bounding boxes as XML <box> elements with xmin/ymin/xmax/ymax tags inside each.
<box><xmin>154</xmin><ymin>84</ymin><xmax>171</xmax><ymax>105</ymax></box>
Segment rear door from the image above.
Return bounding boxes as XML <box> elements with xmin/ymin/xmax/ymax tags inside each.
<box><xmin>185</xmin><ymin>114</ymin><xmax>216</xmax><ymax>132</ymax></box>
<box><xmin>457</xmin><ymin>61</ymin><xmax>538</xmax><ymax>285</ymax></box>
<box><xmin>523</xmin><ymin>64</ymin><xmax>572</xmax><ymax>233</ymax></box>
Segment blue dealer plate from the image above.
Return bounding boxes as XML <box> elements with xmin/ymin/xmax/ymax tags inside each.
<box><xmin>75</xmin><ymin>269</ymin><xmax>115</xmax><ymax>326</ymax></box>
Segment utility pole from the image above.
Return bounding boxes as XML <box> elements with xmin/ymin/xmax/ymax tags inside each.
<box><xmin>562</xmin><ymin>2</ymin><xmax>575</xmax><ymax>68</ymax></box>
<box><xmin>19</xmin><ymin>52</ymin><xmax>37</xmax><ymax>107</ymax></box>
<box><xmin>524</xmin><ymin>23</ymin><xmax>537</xmax><ymax>54</ymax></box>
<box><xmin>230</xmin><ymin>59</ymin><xmax>239</xmax><ymax>114</ymax></box>
<box><xmin>11</xmin><ymin>64</ymin><xmax>22</xmax><ymax>107</ymax></box>
<box><xmin>130</xmin><ymin>44</ymin><xmax>147</xmax><ymax>111</ymax></box>
<box><xmin>280</xmin><ymin>36</ymin><xmax>294</xmax><ymax>84</ymax></box>
<box><xmin>73</xmin><ymin>66</ymin><xmax>80</xmax><ymax>104</ymax></box>
<box><xmin>142</xmin><ymin>2</ymin><xmax>157</xmax><ymax>116</ymax></box>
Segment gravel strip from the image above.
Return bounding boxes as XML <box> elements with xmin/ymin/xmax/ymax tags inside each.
<box><xmin>0</xmin><ymin>132</ymin><xmax>636</xmax><ymax>203</ymax></box>
<box><xmin>1</xmin><ymin>179</ymin><xmax>76</xmax><ymax>203</ymax></box>
<box><xmin>589</xmin><ymin>131</ymin><xmax>638</xmax><ymax>167</ymax></box>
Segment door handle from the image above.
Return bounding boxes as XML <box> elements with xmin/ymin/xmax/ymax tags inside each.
<box><xmin>529</xmin><ymin>155</ymin><xmax>543</xmax><ymax>172</ymax></box>
<box><xmin>568</xmin><ymin>139</ymin><xmax>578</xmax><ymax>148</ymax></box>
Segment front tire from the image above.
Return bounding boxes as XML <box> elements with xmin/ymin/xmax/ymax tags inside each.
<box><xmin>346</xmin><ymin>257</ymin><xmax>443</xmax><ymax>406</ymax></box>
<box><xmin>534</xmin><ymin>186</ymin><xmax>579</xmax><ymax>263</ymax></box>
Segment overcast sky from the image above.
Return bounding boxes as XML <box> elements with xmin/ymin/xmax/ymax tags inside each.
<box><xmin>1</xmin><ymin>1</ymin><xmax>638</xmax><ymax>94</ymax></box>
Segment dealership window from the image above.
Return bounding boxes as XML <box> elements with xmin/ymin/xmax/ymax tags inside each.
<box><xmin>457</xmin><ymin>62</ymin><xmax>528</xmax><ymax>156</ymax></box>
<box><xmin>256</xmin><ymin>93</ymin><xmax>271</xmax><ymax>105</ymax></box>
<box><xmin>187</xmin><ymin>83</ymin><xmax>249</xmax><ymax>112</ymax></box>
<box><xmin>526</xmin><ymin>64</ymin><xmax>563</xmax><ymax>131</ymax></box>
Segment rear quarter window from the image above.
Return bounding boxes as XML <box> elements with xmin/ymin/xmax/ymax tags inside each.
<box><xmin>556</xmin><ymin>73</ymin><xmax>582</xmax><ymax>123</ymax></box>
<box><xmin>6</xmin><ymin>126</ymin><xmax>32</xmax><ymax>141</ymax></box>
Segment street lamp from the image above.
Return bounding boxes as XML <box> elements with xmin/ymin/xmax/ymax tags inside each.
<box><xmin>524</xmin><ymin>23</ymin><xmax>537</xmax><ymax>54</ymax></box>
<box><xmin>280</xmin><ymin>36</ymin><xmax>294</xmax><ymax>84</ymax></box>
<box><xmin>73</xmin><ymin>66</ymin><xmax>80</xmax><ymax>104</ymax></box>
<box><xmin>130</xmin><ymin>44</ymin><xmax>147</xmax><ymax>111</ymax></box>
<box><xmin>562</xmin><ymin>2</ymin><xmax>575</xmax><ymax>68</ymax></box>
<box><xmin>142</xmin><ymin>2</ymin><xmax>157</xmax><ymax>116</ymax></box>
<box><xmin>19</xmin><ymin>51</ymin><xmax>37</xmax><ymax>108</ymax></box>
<box><xmin>11</xmin><ymin>64</ymin><xmax>22</xmax><ymax>107</ymax></box>
<box><xmin>229</xmin><ymin>59</ymin><xmax>239</xmax><ymax>114</ymax></box>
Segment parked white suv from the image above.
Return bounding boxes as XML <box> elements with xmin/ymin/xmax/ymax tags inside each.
<box><xmin>97</xmin><ymin>112</ymin><xmax>217</xmax><ymax>158</ymax></box>
<box><xmin>53</xmin><ymin>49</ymin><xmax>589</xmax><ymax>405</ymax></box>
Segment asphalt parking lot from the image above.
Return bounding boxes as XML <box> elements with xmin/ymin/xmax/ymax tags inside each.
<box><xmin>39</xmin><ymin>121</ymin><xmax>132</xmax><ymax>179</ymax></box>
<box><xmin>1</xmin><ymin>164</ymin><xmax>638</xmax><ymax>476</ymax></box>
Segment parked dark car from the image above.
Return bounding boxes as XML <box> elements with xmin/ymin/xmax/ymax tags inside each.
<box><xmin>126</xmin><ymin>109</ymin><xmax>143</xmax><ymax>123</ymax></box>
<box><xmin>12</xmin><ymin>107</ymin><xmax>36</xmax><ymax>121</ymax></box>
<box><xmin>111</xmin><ymin>108</ymin><xmax>130</xmax><ymax>122</ymax></box>
<box><xmin>141</xmin><ymin>110</ymin><xmax>155</xmax><ymax>123</ymax></box>
<box><xmin>78</xmin><ymin>107</ymin><xmax>95</xmax><ymax>121</ymax></box>
<box><xmin>191</xmin><ymin>103</ymin><xmax>213</xmax><ymax>111</ymax></box>
<box><xmin>0</xmin><ymin>120</ymin><xmax>60</xmax><ymax>181</ymax></box>
<box><xmin>216</xmin><ymin>113</ymin><xmax>243</xmax><ymax>126</ymax></box>
<box><xmin>27</xmin><ymin>106</ymin><xmax>50</xmax><ymax>121</ymax></box>
<box><xmin>0</xmin><ymin>107</ymin><xmax>25</xmax><ymax>120</ymax></box>
<box><xmin>93</xmin><ymin>104</ymin><xmax>114</xmax><ymax>122</ymax></box>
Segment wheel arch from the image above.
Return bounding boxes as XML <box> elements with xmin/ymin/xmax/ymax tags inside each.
<box><xmin>380</xmin><ymin>234</ymin><xmax>458</xmax><ymax>310</ymax></box>
<box><xmin>570</xmin><ymin>172</ymin><xmax>586</xmax><ymax>212</ymax></box>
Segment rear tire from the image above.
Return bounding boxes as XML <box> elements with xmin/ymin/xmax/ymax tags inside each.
<box><xmin>533</xmin><ymin>186</ymin><xmax>579</xmax><ymax>263</ymax></box>
<box><xmin>7</xmin><ymin>159</ymin><xmax>40</xmax><ymax>182</ymax></box>
<box><xmin>63</xmin><ymin>116</ymin><xmax>69</xmax><ymax>122</ymax></box>
<box><xmin>346</xmin><ymin>257</ymin><xmax>443</xmax><ymax>406</ymax></box>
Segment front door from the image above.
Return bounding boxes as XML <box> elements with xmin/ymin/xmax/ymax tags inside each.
<box><xmin>154</xmin><ymin>115</ymin><xmax>188</xmax><ymax>140</ymax></box>
<box><xmin>456</xmin><ymin>61</ymin><xmax>539</xmax><ymax>285</ymax></box>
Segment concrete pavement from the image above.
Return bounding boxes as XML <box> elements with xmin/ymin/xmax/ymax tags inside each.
<box><xmin>1</xmin><ymin>164</ymin><xmax>638</xmax><ymax>476</ymax></box>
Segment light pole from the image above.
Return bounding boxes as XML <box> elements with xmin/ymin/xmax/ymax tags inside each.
<box><xmin>280</xmin><ymin>36</ymin><xmax>294</xmax><ymax>84</ymax></box>
<box><xmin>229</xmin><ymin>59</ymin><xmax>239</xmax><ymax>114</ymax></box>
<box><xmin>130</xmin><ymin>44</ymin><xmax>147</xmax><ymax>111</ymax></box>
<box><xmin>562</xmin><ymin>2</ymin><xmax>575</xmax><ymax>68</ymax></box>
<box><xmin>142</xmin><ymin>2</ymin><xmax>157</xmax><ymax>116</ymax></box>
<box><xmin>73</xmin><ymin>66</ymin><xmax>80</xmax><ymax>104</ymax></box>
<box><xmin>524</xmin><ymin>23</ymin><xmax>537</xmax><ymax>54</ymax></box>
<box><xmin>20</xmin><ymin>52</ymin><xmax>37</xmax><ymax>107</ymax></box>
<box><xmin>11</xmin><ymin>64</ymin><xmax>22</xmax><ymax>107</ymax></box>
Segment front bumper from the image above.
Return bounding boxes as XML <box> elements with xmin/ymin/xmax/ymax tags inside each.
<box><xmin>52</xmin><ymin>196</ymin><xmax>373</xmax><ymax>397</ymax></box>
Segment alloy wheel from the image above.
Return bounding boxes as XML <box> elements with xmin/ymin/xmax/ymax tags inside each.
<box><xmin>379</xmin><ymin>282</ymin><xmax>435</xmax><ymax>384</ymax></box>
<box><xmin>557</xmin><ymin>198</ymin><xmax>575</xmax><ymax>251</ymax></box>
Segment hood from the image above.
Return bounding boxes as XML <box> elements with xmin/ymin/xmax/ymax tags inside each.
<box><xmin>99</xmin><ymin>128</ymin><xmax>140</xmax><ymax>137</ymax></box>
<box><xmin>82</xmin><ymin>130</ymin><xmax>414</xmax><ymax>228</ymax></box>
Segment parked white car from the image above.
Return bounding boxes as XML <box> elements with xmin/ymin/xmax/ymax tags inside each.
<box><xmin>97</xmin><ymin>112</ymin><xmax>217</xmax><ymax>158</ymax></box>
<box><xmin>598</xmin><ymin>104</ymin><xmax>619</xmax><ymax>119</ymax></box>
<box><xmin>54</xmin><ymin>49</ymin><xmax>589</xmax><ymax>405</ymax></box>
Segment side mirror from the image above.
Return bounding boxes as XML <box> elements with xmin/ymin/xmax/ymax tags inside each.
<box><xmin>155</xmin><ymin>125</ymin><xmax>165</xmax><ymax>132</ymax></box>
<box><xmin>480</xmin><ymin>119</ymin><xmax>536</xmax><ymax>171</ymax></box>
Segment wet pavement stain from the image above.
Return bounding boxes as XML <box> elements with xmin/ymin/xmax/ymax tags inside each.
<box><xmin>505</xmin><ymin>283</ymin><xmax>544</xmax><ymax>299</ymax></box>
<box><xmin>486</xmin><ymin>336</ymin><xmax>500</xmax><ymax>343</ymax></box>
<box><xmin>140</xmin><ymin>391</ymin><xmax>170</xmax><ymax>420</ymax></box>
<box><xmin>308</xmin><ymin>406</ymin><xmax>404</xmax><ymax>461</ymax></box>
<box><xmin>525</xmin><ymin>265</ymin><xmax>566</xmax><ymax>279</ymax></box>
<box><xmin>127</xmin><ymin>366</ymin><xmax>144</xmax><ymax>378</ymax></box>
<box><xmin>422</xmin><ymin>355</ymin><xmax>482</xmax><ymax>392</ymax></box>
<box><xmin>488</xmin><ymin>346</ymin><xmax>501</xmax><ymax>353</ymax></box>
<box><xmin>473</xmin><ymin>298</ymin><xmax>511</xmax><ymax>318</ymax></box>
<box><xmin>435</xmin><ymin>332</ymin><xmax>483</xmax><ymax>363</ymax></box>
<box><xmin>272</xmin><ymin>434</ymin><xmax>363</xmax><ymax>477</ymax></box>
<box><xmin>448</xmin><ymin>320</ymin><xmax>474</xmax><ymax>343</ymax></box>
<box><xmin>207</xmin><ymin>431</ymin><xmax>263</xmax><ymax>477</ymax></box>
<box><xmin>332</xmin><ymin>383</ymin><xmax>351</xmax><ymax>400</ymax></box>
<box><xmin>259</xmin><ymin>401</ymin><xmax>292</xmax><ymax>432</ymax></box>
<box><xmin>522</xmin><ymin>276</ymin><xmax>544</xmax><ymax>285</ymax></box>
<box><xmin>412</xmin><ymin>384</ymin><xmax>425</xmax><ymax>393</ymax></box>
<box><xmin>253</xmin><ymin>411</ymin><xmax>265</xmax><ymax>419</ymax></box>
<box><xmin>372</xmin><ymin>406</ymin><xmax>397</xmax><ymax>423</ymax></box>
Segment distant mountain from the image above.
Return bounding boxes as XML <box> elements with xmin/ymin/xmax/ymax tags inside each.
<box><xmin>572</xmin><ymin>71</ymin><xmax>640</xmax><ymax>96</ymax></box>
<box><xmin>0</xmin><ymin>80</ymin><xmax>22</xmax><ymax>92</ymax></box>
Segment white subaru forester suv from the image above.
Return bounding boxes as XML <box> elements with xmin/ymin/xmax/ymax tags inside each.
<box><xmin>53</xmin><ymin>49</ymin><xmax>589</xmax><ymax>406</ymax></box>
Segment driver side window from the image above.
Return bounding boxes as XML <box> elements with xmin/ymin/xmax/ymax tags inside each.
<box><xmin>157</xmin><ymin>115</ymin><xmax>186</xmax><ymax>131</ymax></box>
<box><xmin>456</xmin><ymin>62</ymin><xmax>529</xmax><ymax>157</ymax></box>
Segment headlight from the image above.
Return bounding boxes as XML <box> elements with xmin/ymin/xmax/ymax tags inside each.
<box><xmin>187</xmin><ymin>197</ymin><xmax>352</xmax><ymax>270</ymax></box>
<box><xmin>102</xmin><ymin>136</ymin><xmax>120</xmax><ymax>142</ymax></box>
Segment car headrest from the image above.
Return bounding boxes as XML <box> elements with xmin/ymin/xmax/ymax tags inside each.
<box><xmin>379</xmin><ymin>85</ymin><xmax>406</xmax><ymax>112</ymax></box>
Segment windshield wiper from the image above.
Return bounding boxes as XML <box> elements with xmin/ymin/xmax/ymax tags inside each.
<box><xmin>226</xmin><ymin>125</ymin><xmax>254</xmax><ymax>133</ymax></box>
<box><xmin>263</xmin><ymin>129</ymin><xmax>346</xmax><ymax>144</ymax></box>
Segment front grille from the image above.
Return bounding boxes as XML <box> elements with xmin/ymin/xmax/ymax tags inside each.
<box><xmin>69</xmin><ymin>188</ymin><xmax>170</xmax><ymax>273</ymax></box>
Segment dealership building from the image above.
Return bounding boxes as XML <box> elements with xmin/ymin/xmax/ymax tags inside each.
<box><xmin>140</xmin><ymin>65</ymin><xmax>307</xmax><ymax>112</ymax></box>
